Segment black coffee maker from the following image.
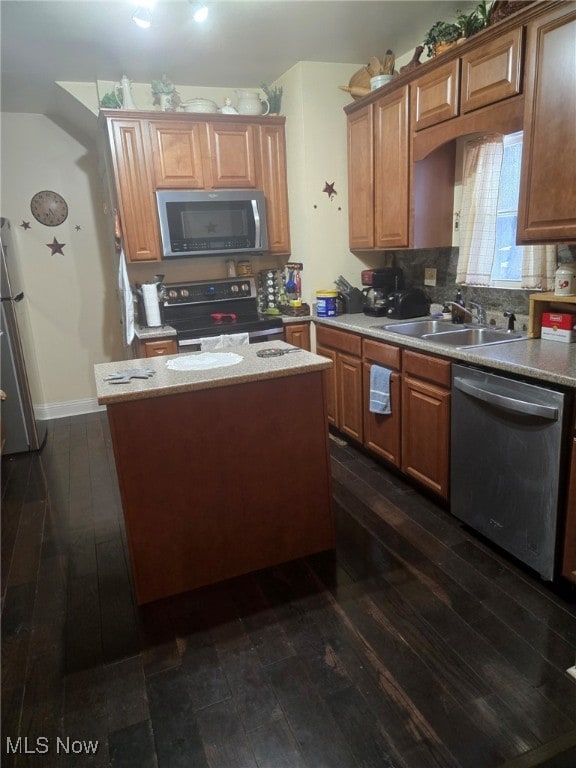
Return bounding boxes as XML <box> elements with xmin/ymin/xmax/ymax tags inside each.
<box><xmin>363</xmin><ymin>267</ymin><xmax>404</xmax><ymax>316</ymax></box>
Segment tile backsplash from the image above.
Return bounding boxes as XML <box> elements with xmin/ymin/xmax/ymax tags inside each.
<box><xmin>386</xmin><ymin>244</ymin><xmax>576</xmax><ymax>329</ymax></box>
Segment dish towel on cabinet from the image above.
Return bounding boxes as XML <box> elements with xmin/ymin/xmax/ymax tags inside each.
<box><xmin>200</xmin><ymin>333</ymin><xmax>250</xmax><ymax>351</ymax></box>
<box><xmin>369</xmin><ymin>365</ymin><xmax>393</xmax><ymax>414</ymax></box>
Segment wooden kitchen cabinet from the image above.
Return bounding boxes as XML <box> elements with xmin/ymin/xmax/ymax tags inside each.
<box><xmin>411</xmin><ymin>59</ymin><xmax>460</xmax><ymax>132</ymax></box>
<box><xmin>206</xmin><ymin>122</ymin><xmax>258</xmax><ymax>188</ymax></box>
<box><xmin>347</xmin><ymin>86</ymin><xmax>410</xmax><ymax>250</ymax></box>
<box><xmin>284</xmin><ymin>321</ymin><xmax>311</xmax><ymax>350</ymax></box>
<box><xmin>460</xmin><ymin>27</ymin><xmax>523</xmax><ymax>115</ymax></box>
<box><xmin>258</xmin><ymin>122</ymin><xmax>291</xmax><ymax>254</ymax></box>
<box><xmin>104</xmin><ymin>117</ymin><xmax>161</xmax><ymax>262</ymax></box>
<box><xmin>149</xmin><ymin>120</ymin><xmax>207</xmax><ymax>188</ymax></box>
<box><xmin>401</xmin><ymin>349</ymin><xmax>451</xmax><ymax>500</ymax></box>
<box><xmin>316</xmin><ymin>326</ymin><xmax>363</xmax><ymax>441</ymax></box>
<box><xmin>517</xmin><ymin>3</ymin><xmax>576</xmax><ymax>243</ymax></box>
<box><xmin>100</xmin><ymin>111</ymin><xmax>291</xmax><ymax>262</ymax></box>
<box><xmin>412</xmin><ymin>29</ymin><xmax>522</xmax><ymax>131</ymax></box>
<box><xmin>347</xmin><ymin>104</ymin><xmax>374</xmax><ymax>250</ymax></box>
<box><xmin>149</xmin><ymin>119</ymin><xmax>257</xmax><ymax>189</ymax></box>
<box><xmin>362</xmin><ymin>338</ymin><xmax>402</xmax><ymax>468</ymax></box>
<box><xmin>136</xmin><ymin>338</ymin><xmax>178</xmax><ymax>358</ymax></box>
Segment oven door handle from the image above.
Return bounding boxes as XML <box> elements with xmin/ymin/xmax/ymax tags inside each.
<box><xmin>179</xmin><ymin>326</ymin><xmax>283</xmax><ymax>347</ymax></box>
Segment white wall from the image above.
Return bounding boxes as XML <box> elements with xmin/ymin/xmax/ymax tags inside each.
<box><xmin>0</xmin><ymin>113</ymin><xmax>124</xmax><ymax>416</ymax></box>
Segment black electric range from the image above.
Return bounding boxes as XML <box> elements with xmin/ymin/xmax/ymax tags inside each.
<box><xmin>162</xmin><ymin>277</ymin><xmax>284</xmax><ymax>350</ymax></box>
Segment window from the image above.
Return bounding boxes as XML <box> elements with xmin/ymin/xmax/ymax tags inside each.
<box><xmin>490</xmin><ymin>132</ymin><xmax>523</xmax><ymax>287</ymax></box>
<box><xmin>456</xmin><ymin>132</ymin><xmax>556</xmax><ymax>290</ymax></box>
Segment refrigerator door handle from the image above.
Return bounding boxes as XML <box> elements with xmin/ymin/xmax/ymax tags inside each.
<box><xmin>453</xmin><ymin>376</ymin><xmax>559</xmax><ymax>421</ymax></box>
<box><xmin>13</xmin><ymin>291</ymin><xmax>24</xmax><ymax>302</ymax></box>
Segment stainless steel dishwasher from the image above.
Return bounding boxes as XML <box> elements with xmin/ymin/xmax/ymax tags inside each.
<box><xmin>451</xmin><ymin>364</ymin><xmax>573</xmax><ymax>580</ymax></box>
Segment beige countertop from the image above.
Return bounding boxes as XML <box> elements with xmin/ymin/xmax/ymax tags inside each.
<box><xmin>315</xmin><ymin>313</ymin><xmax>576</xmax><ymax>389</ymax></box>
<box><xmin>95</xmin><ymin>340</ymin><xmax>332</xmax><ymax>405</ymax></box>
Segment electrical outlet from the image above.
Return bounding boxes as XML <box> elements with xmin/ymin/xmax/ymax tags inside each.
<box><xmin>424</xmin><ymin>267</ymin><xmax>437</xmax><ymax>287</ymax></box>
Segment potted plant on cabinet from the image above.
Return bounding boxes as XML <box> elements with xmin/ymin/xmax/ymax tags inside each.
<box><xmin>457</xmin><ymin>1</ymin><xmax>491</xmax><ymax>39</ymax></box>
<box><xmin>423</xmin><ymin>20</ymin><xmax>462</xmax><ymax>57</ymax></box>
<box><xmin>424</xmin><ymin>1</ymin><xmax>492</xmax><ymax>57</ymax></box>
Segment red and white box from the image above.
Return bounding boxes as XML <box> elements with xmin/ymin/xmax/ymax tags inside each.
<box><xmin>541</xmin><ymin>312</ymin><xmax>576</xmax><ymax>343</ymax></box>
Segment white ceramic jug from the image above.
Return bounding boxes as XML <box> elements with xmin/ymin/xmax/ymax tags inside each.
<box><xmin>236</xmin><ymin>90</ymin><xmax>269</xmax><ymax>116</ymax></box>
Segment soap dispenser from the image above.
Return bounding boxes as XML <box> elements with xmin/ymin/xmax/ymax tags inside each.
<box><xmin>452</xmin><ymin>288</ymin><xmax>465</xmax><ymax>324</ymax></box>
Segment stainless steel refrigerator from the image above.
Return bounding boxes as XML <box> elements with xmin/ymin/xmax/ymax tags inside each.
<box><xmin>0</xmin><ymin>218</ymin><xmax>46</xmax><ymax>453</ymax></box>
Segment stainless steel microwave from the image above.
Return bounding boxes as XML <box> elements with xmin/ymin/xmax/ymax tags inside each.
<box><xmin>155</xmin><ymin>189</ymin><xmax>268</xmax><ymax>259</ymax></box>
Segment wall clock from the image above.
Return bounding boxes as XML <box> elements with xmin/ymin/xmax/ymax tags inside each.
<box><xmin>30</xmin><ymin>190</ymin><xmax>68</xmax><ymax>226</ymax></box>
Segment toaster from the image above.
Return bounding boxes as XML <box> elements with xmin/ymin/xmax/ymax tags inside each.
<box><xmin>386</xmin><ymin>288</ymin><xmax>431</xmax><ymax>319</ymax></box>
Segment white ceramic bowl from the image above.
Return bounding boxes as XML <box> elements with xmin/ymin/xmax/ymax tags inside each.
<box><xmin>370</xmin><ymin>74</ymin><xmax>394</xmax><ymax>91</ymax></box>
<box><xmin>182</xmin><ymin>98</ymin><xmax>218</xmax><ymax>113</ymax></box>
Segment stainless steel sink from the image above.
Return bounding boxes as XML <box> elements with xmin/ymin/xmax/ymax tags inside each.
<box><xmin>377</xmin><ymin>320</ymin><xmax>527</xmax><ymax>348</ymax></box>
<box><xmin>422</xmin><ymin>326</ymin><xmax>527</xmax><ymax>348</ymax></box>
<box><xmin>376</xmin><ymin>319</ymin><xmax>454</xmax><ymax>337</ymax></box>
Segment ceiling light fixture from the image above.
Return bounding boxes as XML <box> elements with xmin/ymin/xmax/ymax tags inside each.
<box><xmin>132</xmin><ymin>6</ymin><xmax>153</xmax><ymax>28</ymax></box>
<box><xmin>190</xmin><ymin>2</ymin><xmax>209</xmax><ymax>23</ymax></box>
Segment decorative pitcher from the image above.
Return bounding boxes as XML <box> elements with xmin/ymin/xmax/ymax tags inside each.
<box><xmin>115</xmin><ymin>75</ymin><xmax>137</xmax><ymax>110</ymax></box>
<box><xmin>236</xmin><ymin>90</ymin><xmax>269</xmax><ymax>116</ymax></box>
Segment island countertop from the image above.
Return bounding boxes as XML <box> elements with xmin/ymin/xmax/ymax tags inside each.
<box><xmin>94</xmin><ymin>340</ymin><xmax>332</xmax><ymax>405</ymax></box>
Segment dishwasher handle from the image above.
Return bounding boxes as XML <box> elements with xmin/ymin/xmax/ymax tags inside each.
<box><xmin>453</xmin><ymin>376</ymin><xmax>559</xmax><ymax>421</ymax></box>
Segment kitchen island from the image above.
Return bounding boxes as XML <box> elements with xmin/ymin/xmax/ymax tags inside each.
<box><xmin>94</xmin><ymin>342</ymin><xmax>334</xmax><ymax>605</ymax></box>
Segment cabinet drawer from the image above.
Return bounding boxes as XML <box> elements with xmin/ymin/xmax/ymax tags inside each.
<box><xmin>412</xmin><ymin>59</ymin><xmax>460</xmax><ymax>131</ymax></box>
<box><xmin>316</xmin><ymin>326</ymin><xmax>362</xmax><ymax>356</ymax></box>
<box><xmin>141</xmin><ymin>339</ymin><xmax>178</xmax><ymax>357</ymax></box>
<box><xmin>362</xmin><ymin>338</ymin><xmax>401</xmax><ymax>370</ymax></box>
<box><xmin>402</xmin><ymin>349</ymin><xmax>451</xmax><ymax>387</ymax></box>
<box><xmin>461</xmin><ymin>28</ymin><xmax>523</xmax><ymax>114</ymax></box>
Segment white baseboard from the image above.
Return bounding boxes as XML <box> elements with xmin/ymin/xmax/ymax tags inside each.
<box><xmin>35</xmin><ymin>397</ymin><xmax>105</xmax><ymax>420</ymax></box>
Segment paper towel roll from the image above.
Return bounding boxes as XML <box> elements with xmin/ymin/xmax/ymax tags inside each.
<box><xmin>142</xmin><ymin>283</ymin><xmax>162</xmax><ymax>327</ymax></box>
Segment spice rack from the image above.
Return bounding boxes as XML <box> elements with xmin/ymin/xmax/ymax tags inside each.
<box><xmin>529</xmin><ymin>292</ymin><xmax>576</xmax><ymax>338</ymax></box>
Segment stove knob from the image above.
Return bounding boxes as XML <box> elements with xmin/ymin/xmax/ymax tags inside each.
<box><xmin>230</xmin><ymin>284</ymin><xmax>239</xmax><ymax>293</ymax></box>
<box><xmin>241</xmin><ymin>283</ymin><xmax>250</xmax><ymax>293</ymax></box>
<box><xmin>168</xmin><ymin>289</ymin><xmax>178</xmax><ymax>299</ymax></box>
<box><xmin>180</xmin><ymin>288</ymin><xmax>189</xmax><ymax>298</ymax></box>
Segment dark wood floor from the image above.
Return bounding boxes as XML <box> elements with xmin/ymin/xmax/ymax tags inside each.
<box><xmin>2</xmin><ymin>412</ymin><xmax>576</xmax><ymax>768</ymax></box>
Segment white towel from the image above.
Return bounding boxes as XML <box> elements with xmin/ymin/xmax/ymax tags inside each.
<box><xmin>200</xmin><ymin>333</ymin><xmax>250</xmax><ymax>351</ymax></box>
<box><xmin>369</xmin><ymin>365</ymin><xmax>392</xmax><ymax>414</ymax></box>
<box><xmin>117</xmin><ymin>248</ymin><xmax>134</xmax><ymax>345</ymax></box>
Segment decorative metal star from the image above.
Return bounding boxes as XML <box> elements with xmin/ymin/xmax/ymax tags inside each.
<box><xmin>46</xmin><ymin>237</ymin><xmax>66</xmax><ymax>255</ymax></box>
<box><xmin>75</xmin><ymin>224</ymin><xmax>81</xmax><ymax>231</ymax></box>
<box><xmin>323</xmin><ymin>182</ymin><xmax>337</xmax><ymax>200</ymax></box>
<box><xmin>20</xmin><ymin>221</ymin><xmax>31</xmax><ymax>230</ymax></box>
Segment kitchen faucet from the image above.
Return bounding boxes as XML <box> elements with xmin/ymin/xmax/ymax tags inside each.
<box><xmin>446</xmin><ymin>301</ymin><xmax>487</xmax><ymax>325</ymax></box>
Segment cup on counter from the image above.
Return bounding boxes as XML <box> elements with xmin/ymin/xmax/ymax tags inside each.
<box><xmin>226</xmin><ymin>259</ymin><xmax>236</xmax><ymax>277</ymax></box>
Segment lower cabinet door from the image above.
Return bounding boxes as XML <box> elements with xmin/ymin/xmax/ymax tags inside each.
<box><xmin>316</xmin><ymin>345</ymin><xmax>338</xmax><ymax>426</ymax></box>
<box><xmin>401</xmin><ymin>374</ymin><xmax>450</xmax><ymax>499</ymax></box>
<box><xmin>363</xmin><ymin>362</ymin><xmax>401</xmax><ymax>468</ymax></box>
<box><xmin>338</xmin><ymin>353</ymin><xmax>363</xmax><ymax>442</ymax></box>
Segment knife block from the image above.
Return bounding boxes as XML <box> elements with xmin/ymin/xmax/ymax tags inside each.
<box><xmin>341</xmin><ymin>288</ymin><xmax>366</xmax><ymax>314</ymax></box>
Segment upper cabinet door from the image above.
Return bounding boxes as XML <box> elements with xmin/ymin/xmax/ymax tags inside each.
<box><xmin>411</xmin><ymin>59</ymin><xmax>460</xmax><ymax>131</ymax></box>
<box><xmin>206</xmin><ymin>122</ymin><xmax>258</xmax><ymax>188</ymax></box>
<box><xmin>460</xmin><ymin>27</ymin><xmax>523</xmax><ymax>114</ymax></box>
<box><xmin>149</xmin><ymin>121</ymin><xmax>208</xmax><ymax>188</ymax></box>
<box><xmin>517</xmin><ymin>4</ymin><xmax>576</xmax><ymax>243</ymax></box>
<box><xmin>258</xmin><ymin>123</ymin><xmax>291</xmax><ymax>254</ymax></box>
<box><xmin>374</xmin><ymin>86</ymin><xmax>410</xmax><ymax>249</ymax></box>
<box><xmin>347</xmin><ymin>104</ymin><xmax>375</xmax><ymax>250</ymax></box>
<box><xmin>107</xmin><ymin>119</ymin><xmax>161</xmax><ymax>262</ymax></box>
